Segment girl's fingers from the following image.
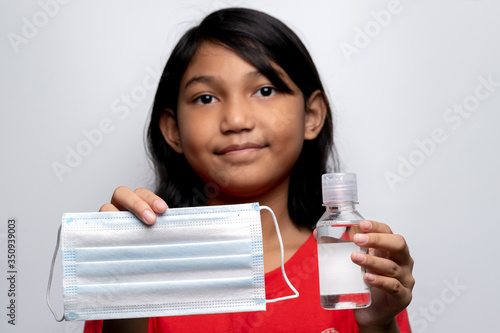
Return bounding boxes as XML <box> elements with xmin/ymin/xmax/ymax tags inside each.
<box><xmin>351</xmin><ymin>219</ymin><xmax>415</xmax><ymax>290</ymax></box>
<box><xmin>354</xmin><ymin>232</ymin><xmax>406</xmax><ymax>253</ymax></box>
<box><xmin>351</xmin><ymin>252</ymin><xmax>415</xmax><ymax>289</ymax></box>
<box><xmin>133</xmin><ymin>188</ymin><xmax>168</xmax><ymax>214</ymax></box>
<box><xmin>351</xmin><ymin>252</ymin><xmax>401</xmax><ymax>279</ymax></box>
<box><xmin>353</xmin><ymin>221</ymin><xmax>412</xmax><ymax>266</ymax></box>
<box><xmin>363</xmin><ymin>273</ymin><xmax>413</xmax><ymax>306</ymax></box>
<box><xmin>99</xmin><ymin>203</ymin><xmax>120</xmax><ymax>212</ymax></box>
<box><xmin>350</xmin><ymin>220</ymin><xmax>414</xmax><ymax>325</ymax></box>
<box><xmin>358</xmin><ymin>220</ymin><xmax>392</xmax><ymax>234</ymax></box>
<box><xmin>109</xmin><ymin>186</ymin><xmax>168</xmax><ymax>225</ymax></box>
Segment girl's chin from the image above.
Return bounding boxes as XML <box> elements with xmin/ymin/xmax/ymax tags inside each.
<box><xmin>206</xmin><ymin>181</ymin><xmax>286</xmax><ymax>204</ymax></box>
<box><xmin>208</xmin><ymin>187</ymin><xmax>265</xmax><ymax>203</ymax></box>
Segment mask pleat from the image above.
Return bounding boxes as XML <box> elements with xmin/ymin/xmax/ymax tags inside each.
<box><xmin>74</xmin><ymin>254</ymin><xmax>254</xmax><ymax>284</ymax></box>
<box><xmin>67</xmin><ymin>276</ymin><xmax>258</xmax><ymax>308</ymax></box>
<box><xmin>67</xmin><ymin>222</ymin><xmax>251</xmax><ymax>248</ymax></box>
<box><xmin>74</xmin><ymin>239</ymin><xmax>251</xmax><ymax>262</ymax></box>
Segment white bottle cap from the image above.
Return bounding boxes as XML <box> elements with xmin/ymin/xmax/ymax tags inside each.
<box><xmin>322</xmin><ymin>173</ymin><xmax>358</xmax><ymax>203</ymax></box>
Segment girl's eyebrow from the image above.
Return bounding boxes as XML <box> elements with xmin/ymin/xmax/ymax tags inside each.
<box><xmin>184</xmin><ymin>70</ymin><xmax>264</xmax><ymax>89</ymax></box>
<box><xmin>244</xmin><ymin>70</ymin><xmax>263</xmax><ymax>80</ymax></box>
<box><xmin>184</xmin><ymin>75</ymin><xmax>213</xmax><ymax>89</ymax></box>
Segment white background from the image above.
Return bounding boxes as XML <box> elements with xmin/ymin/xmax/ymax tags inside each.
<box><xmin>1</xmin><ymin>0</ymin><xmax>499</xmax><ymax>332</ymax></box>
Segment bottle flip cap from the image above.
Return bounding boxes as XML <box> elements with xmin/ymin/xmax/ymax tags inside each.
<box><xmin>322</xmin><ymin>173</ymin><xmax>358</xmax><ymax>203</ymax></box>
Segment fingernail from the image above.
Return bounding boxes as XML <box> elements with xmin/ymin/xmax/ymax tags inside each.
<box><xmin>154</xmin><ymin>200</ymin><xmax>168</xmax><ymax>212</ymax></box>
<box><xmin>365</xmin><ymin>273</ymin><xmax>376</xmax><ymax>282</ymax></box>
<box><xmin>143</xmin><ymin>209</ymin><xmax>156</xmax><ymax>224</ymax></box>
<box><xmin>354</xmin><ymin>233</ymin><xmax>368</xmax><ymax>244</ymax></box>
<box><xmin>361</xmin><ymin>220</ymin><xmax>372</xmax><ymax>230</ymax></box>
<box><xmin>351</xmin><ymin>252</ymin><xmax>366</xmax><ymax>264</ymax></box>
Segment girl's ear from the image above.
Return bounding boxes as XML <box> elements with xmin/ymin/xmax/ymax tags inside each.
<box><xmin>304</xmin><ymin>90</ymin><xmax>327</xmax><ymax>140</ymax></box>
<box><xmin>159</xmin><ymin>109</ymin><xmax>183</xmax><ymax>154</ymax></box>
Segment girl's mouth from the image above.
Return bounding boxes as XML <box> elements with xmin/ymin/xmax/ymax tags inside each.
<box><xmin>216</xmin><ymin>142</ymin><xmax>266</xmax><ymax>155</ymax></box>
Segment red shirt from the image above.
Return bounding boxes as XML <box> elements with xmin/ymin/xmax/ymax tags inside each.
<box><xmin>84</xmin><ymin>234</ymin><xmax>411</xmax><ymax>332</ymax></box>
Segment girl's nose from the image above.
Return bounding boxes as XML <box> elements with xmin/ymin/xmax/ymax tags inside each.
<box><xmin>219</xmin><ymin>97</ymin><xmax>255</xmax><ymax>133</ymax></box>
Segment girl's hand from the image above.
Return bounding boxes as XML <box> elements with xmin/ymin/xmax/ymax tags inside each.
<box><xmin>99</xmin><ymin>186</ymin><xmax>168</xmax><ymax>224</ymax></box>
<box><xmin>350</xmin><ymin>220</ymin><xmax>414</xmax><ymax>333</ymax></box>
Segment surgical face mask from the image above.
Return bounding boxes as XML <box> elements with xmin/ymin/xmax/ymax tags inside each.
<box><xmin>46</xmin><ymin>203</ymin><xmax>298</xmax><ymax>321</ymax></box>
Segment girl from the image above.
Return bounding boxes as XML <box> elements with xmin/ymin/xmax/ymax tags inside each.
<box><xmin>85</xmin><ymin>7</ymin><xmax>414</xmax><ymax>333</ymax></box>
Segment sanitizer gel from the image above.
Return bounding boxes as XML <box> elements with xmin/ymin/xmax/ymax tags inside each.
<box><xmin>316</xmin><ymin>173</ymin><xmax>371</xmax><ymax>309</ymax></box>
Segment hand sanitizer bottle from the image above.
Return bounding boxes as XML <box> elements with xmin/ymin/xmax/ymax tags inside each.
<box><xmin>316</xmin><ymin>173</ymin><xmax>371</xmax><ymax>309</ymax></box>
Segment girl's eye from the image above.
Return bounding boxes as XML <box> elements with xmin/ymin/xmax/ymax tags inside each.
<box><xmin>255</xmin><ymin>87</ymin><xmax>276</xmax><ymax>97</ymax></box>
<box><xmin>194</xmin><ymin>95</ymin><xmax>217</xmax><ymax>105</ymax></box>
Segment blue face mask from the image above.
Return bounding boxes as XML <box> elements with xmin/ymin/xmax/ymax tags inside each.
<box><xmin>46</xmin><ymin>203</ymin><xmax>298</xmax><ymax>321</ymax></box>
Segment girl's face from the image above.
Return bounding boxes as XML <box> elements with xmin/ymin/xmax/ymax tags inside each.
<box><xmin>161</xmin><ymin>42</ymin><xmax>323</xmax><ymax>199</ymax></box>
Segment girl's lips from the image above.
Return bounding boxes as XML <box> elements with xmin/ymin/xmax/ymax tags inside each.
<box><xmin>216</xmin><ymin>143</ymin><xmax>265</xmax><ymax>155</ymax></box>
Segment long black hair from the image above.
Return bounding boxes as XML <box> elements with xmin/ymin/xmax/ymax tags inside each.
<box><xmin>147</xmin><ymin>7</ymin><xmax>339</xmax><ymax>229</ymax></box>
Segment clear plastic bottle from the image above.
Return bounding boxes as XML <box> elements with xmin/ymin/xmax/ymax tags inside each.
<box><xmin>316</xmin><ymin>173</ymin><xmax>371</xmax><ymax>309</ymax></box>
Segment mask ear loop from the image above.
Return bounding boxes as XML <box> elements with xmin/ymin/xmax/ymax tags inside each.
<box><xmin>258</xmin><ymin>205</ymin><xmax>300</xmax><ymax>303</ymax></box>
<box><xmin>46</xmin><ymin>225</ymin><xmax>65</xmax><ymax>322</ymax></box>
